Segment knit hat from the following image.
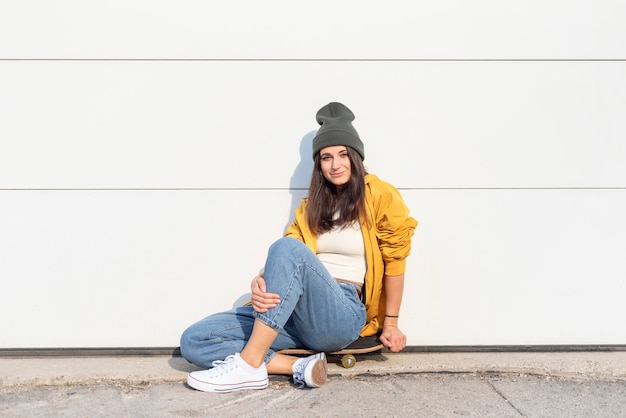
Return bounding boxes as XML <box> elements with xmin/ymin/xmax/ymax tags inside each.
<box><xmin>312</xmin><ymin>102</ymin><xmax>364</xmax><ymax>160</ymax></box>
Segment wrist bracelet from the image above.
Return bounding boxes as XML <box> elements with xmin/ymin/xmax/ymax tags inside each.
<box><xmin>385</xmin><ymin>314</ymin><xmax>399</xmax><ymax>318</ymax></box>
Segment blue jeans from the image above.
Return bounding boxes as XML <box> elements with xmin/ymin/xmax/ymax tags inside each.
<box><xmin>180</xmin><ymin>237</ymin><xmax>367</xmax><ymax>368</ymax></box>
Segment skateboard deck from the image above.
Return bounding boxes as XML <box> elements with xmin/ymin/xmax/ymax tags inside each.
<box><xmin>278</xmin><ymin>334</ymin><xmax>384</xmax><ymax>368</ymax></box>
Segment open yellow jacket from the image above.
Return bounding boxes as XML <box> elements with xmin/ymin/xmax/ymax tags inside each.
<box><xmin>284</xmin><ymin>174</ymin><xmax>418</xmax><ymax>336</ymax></box>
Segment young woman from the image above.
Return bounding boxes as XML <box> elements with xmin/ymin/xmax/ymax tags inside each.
<box><xmin>180</xmin><ymin>102</ymin><xmax>418</xmax><ymax>392</ymax></box>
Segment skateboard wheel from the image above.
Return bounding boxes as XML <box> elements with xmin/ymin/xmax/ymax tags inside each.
<box><xmin>341</xmin><ymin>354</ymin><xmax>356</xmax><ymax>368</ymax></box>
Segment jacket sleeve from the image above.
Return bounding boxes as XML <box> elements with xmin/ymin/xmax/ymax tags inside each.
<box><xmin>371</xmin><ymin>182</ymin><xmax>418</xmax><ymax>276</ymax></box>
<box><xmin>283</xmin><ymin>199</ymin><xmax>307</xmax><ymax>242</ymax></box>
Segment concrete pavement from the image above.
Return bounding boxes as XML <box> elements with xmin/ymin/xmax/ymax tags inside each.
<box><xmin>2</xmin><ymin>351</ymin><xmax>626</xmax><ymax>417</ymax></box>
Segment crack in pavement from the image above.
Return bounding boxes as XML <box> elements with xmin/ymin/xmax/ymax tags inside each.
<box><xmin>485</xmin><ymin>377</ymin><xmax>526</xmax><ymax>417</ymax></box>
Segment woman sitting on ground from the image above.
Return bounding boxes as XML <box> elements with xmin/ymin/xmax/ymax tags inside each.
<box><xmin>180</xmin><ymin>102</ymin><xmax>418</xmax><ymax>392</ymax></box>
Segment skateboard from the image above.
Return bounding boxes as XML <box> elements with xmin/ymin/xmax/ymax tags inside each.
<box><xmin>278</xmin><ymin>334</ymin><xmax>384</xmax><ymax>368</ymax></box>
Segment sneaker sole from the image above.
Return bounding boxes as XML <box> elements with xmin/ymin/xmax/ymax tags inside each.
<box><xmin>187</xmin><ymin>374</ymin><xmax>269</xmax><ymax>393</ymax></box>
<box><xmin>307</xmin><ymin>358</ymin><xmax>328</xmax><ymax>387</ymax></box>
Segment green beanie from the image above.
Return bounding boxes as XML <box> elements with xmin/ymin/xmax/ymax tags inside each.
<box><xmin>312</xmin><ymin>102</ymin><xmax>364</xmax><ymax>161</ymax></box>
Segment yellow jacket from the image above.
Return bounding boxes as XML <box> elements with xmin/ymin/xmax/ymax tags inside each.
<box><xmin>284</xmin><ymin>174</ymin><xmax>418</xmax><ymax>336</ymax></box>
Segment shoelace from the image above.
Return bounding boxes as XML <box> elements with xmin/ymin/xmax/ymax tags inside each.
<box><xmin>292</xmin><ymin>361</ymin><xmax>306</xmax><ymax>389</ymax></box>
<box><xmin>205</xmin><ymin>355</ymin><xmax>238</xmax><ymax>377</ymax></box>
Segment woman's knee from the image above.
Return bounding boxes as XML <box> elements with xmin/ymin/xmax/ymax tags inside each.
<box><xmin>268</xmin><ymin>237</ymin><xmax>307</xmax><ymax>259</ymax></box>
<box><xmin>179</xmin><ymin>325</ymin><xmax>199</xmax><ymax>362</ymax></box>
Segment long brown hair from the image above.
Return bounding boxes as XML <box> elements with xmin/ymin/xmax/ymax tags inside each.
<box><xmin>306</xmin><ymin>147</ymin><xmax>369</xmax><ymax>235</ymax></box>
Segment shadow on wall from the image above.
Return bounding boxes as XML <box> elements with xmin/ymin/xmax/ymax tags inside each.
<box><xmin>286</xmin><ymin>130</ymin><xmax>316</xmax><ymax>233</ymax></box>
<box><xmin>229</xmin><ymin>131</ymin><xmax>316</xmax><ymax>309</ymax></box>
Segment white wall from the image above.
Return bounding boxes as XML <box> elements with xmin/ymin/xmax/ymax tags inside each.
<box><xmin>1</xmin><ymin>0</ymin><xmax>625</xmax><ymax>348</ymax></box>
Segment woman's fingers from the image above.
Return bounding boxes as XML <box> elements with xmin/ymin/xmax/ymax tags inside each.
<box><xmin>250</xmin><ymin>277</ymin><xmax>281</xmax><ymax>312</ymax></box>
<box><xmin>380</xmin><ymin>328</ymin><xmax>407</xmax><ymax>352</ymax></box>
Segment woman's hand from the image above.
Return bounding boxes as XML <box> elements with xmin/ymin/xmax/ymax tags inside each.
<box><xmin>250</xmin><ymin>274</ymin><xmax>281</xmax><ymax>313</ymax></box>
<box><xmin>379</xmin><ymin>324</ymin><xmax>407</xmax><ymax>352</ymax></box>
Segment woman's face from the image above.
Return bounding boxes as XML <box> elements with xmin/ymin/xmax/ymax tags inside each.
<box><xmin>319</xmin><ymin>145</ymin><xmax>352</xmax><ymax>189</ymax></box>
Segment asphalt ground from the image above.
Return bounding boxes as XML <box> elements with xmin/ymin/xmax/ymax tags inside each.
<box><xmin>2</xmin><ymin>351</ymin><xmax>626</xmax><ymax>417</ymax></box>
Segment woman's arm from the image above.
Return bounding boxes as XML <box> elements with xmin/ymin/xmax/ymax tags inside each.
<box><xmin>379</xmin><ymin>273</ymin><xmax>407</xmax><ymax>352</ymax></box>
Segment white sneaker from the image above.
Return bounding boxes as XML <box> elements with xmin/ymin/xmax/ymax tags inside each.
<box><xmin>292</xmin><ymin>352</ymin><xmax>327</xmax><ymax>388</ymax></box>
<box><xmin>187</xmin><ymin>353</ymin><xmax>269</xmax><ymax>393</ymax></box>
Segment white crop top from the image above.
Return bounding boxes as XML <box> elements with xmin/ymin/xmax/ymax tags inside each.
<box><xmin>316</xmin><ymin>221</ymin><xmax>366</xmax><ymax>284</ymax></box>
